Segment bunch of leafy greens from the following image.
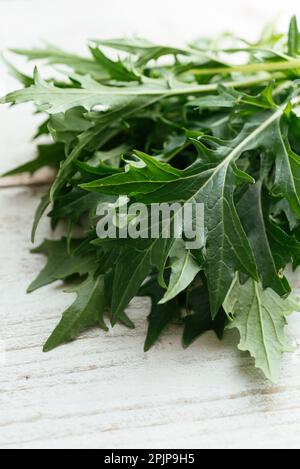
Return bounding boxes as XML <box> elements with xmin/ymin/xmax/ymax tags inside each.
<box><xmin>2</xmin><ymin>17</ymin><xmax>300</xmax><ymax>382</ymax></box>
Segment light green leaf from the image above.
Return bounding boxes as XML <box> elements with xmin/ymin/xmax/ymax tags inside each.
<box><xmin>288</xmin><ymin>16</ymin><xmax>300</xmax><ymax>57</ymax></box>
<box><xmin>237</xmin><ymin>182</ymin><xmax>291</xmax><ymax>296</ymax></box>
<box><xmin>88</xmin><ymin>113</ymin><xmax>299</xmax><ymax>315</ymax></box>
<box><xmin>2</xmin><ymin>142</ymin><xmax>64</xmax><ymax>177</ymax></box>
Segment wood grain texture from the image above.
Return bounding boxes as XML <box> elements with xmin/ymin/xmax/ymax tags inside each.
<box><xmin>0</xmin><ymin>187</ymin><xmax>300</xmax><ymax>449</ymax></box>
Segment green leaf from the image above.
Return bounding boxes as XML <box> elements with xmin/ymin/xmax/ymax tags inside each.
<box><xmin>272</xmin><ymin>120</ymin><xmax>300</xmax><ymax>217</ymax></box>
<box><xmin>267</xmin><ymin>219</ymin><xmax>300</xmax><ymax>270</ymax></box>
<box><xmin>92</xmin><ymin>144</ymin><xmax>130</xmax><ymax>167</ymax></box>
<box><xmin>49</xmin><ymin>188</ymin><xmax>103</xmax><ymax>225</ymax></box>
<box><xmin>11</xmin><ymin>44</ymin><xmax>108</xmax><ymax>80</ymax></box>
<box><xmin>272</xmin><ymin>199</ymin><xmax>300</xmax><ymax>231</ymax></box>
<box><xmin>108</xmin><ymin>237</ymin><xmax>172</xmax><ymax>325</ymax></box>
<box><xmin>288</xmin><ymin>16</ymin><xmax>300</xmax><ymax>57</ymax></box>
<box><xmin>1</xmin><ymin>68</ymin><xmax>269</xmax><ymax>116</ymax></box>
<box><xmin>74</xmin><ymin>159</ymin><xmax>121</xmax><ymax>177</ymax></box>
<box><xmin>1</xmin><ymin>55</ymin><xmax>34</xmax><ymax>87</ymax></box>
<box><xmin>43</xmin><ymin>274</ymin><xmax>107</xmax><ymax>352</ymax></box>
<box><xmin>3</xmin><ymin>21</ymin><xmax>300</xmax><ymax>381</ymax></box>
<box><xmin>188</xmin><ymin>83</ymin><xmax>276</xmax><ymax>111</ymax></box>
<box><xmin>49</xmin><ymin>107</ymin><xmax>94</xmax><ymax>146</ymax></box>
<box><xmin>183</xmin><ymin>285</ymin><xmax>227</xmax><ymax>347</ymax></box>
<box><xmin>81</xmin><ymin>149</ymin><xmax>182</xmax><ymax>194</ymax></box>
<box><xmin>159</xmin><ymin>240</ymin><xmax>202</xmax><ymax>304</ymax></box>
<box><xmin>92</xmin><ymin>37</ymin><xmax>189</xmax><ymax>66</ymax></box>
<box><xmin>237</xmin><ymin>182</ymin><xmax>291</xmax><ymax>296</ymax></box>
<box><xmin>49</xmin><ymin>95</ymin><xmax>165</xmax><ymax>200</ymax></box>
<box><xmin>1</xmin><ymin>69</ymin><xmax>169</xmax><ymax>115</ymax></box>
<box><xmin>2</xmin><ymin>143</ymin><xmax>64</xmax><ymax>177</ymax></box>
<box><xmin>224</xmin><ymin>275</ymin><xmax>300</xmax><ymax>382</ymax></box>
<box><xmin>139</xmin><ymin>277</ymin><xmax>180</xmax><ymax>352</ymax></box>
<box><xmin>87</xmin><ymin>115</ymin><xmax>297</xmax><ymax>316</ymax></box>
<box><xmin>89</xmin><ymin>46</ymin><xmax>139</xmax><ymax>81</ymax></box>
<box><xmin>31</xmin><ymin>191</ymin><xmax>51</xmax><ymax>243</ymax></box>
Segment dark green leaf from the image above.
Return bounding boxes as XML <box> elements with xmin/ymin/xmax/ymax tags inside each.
<box><xmin>3</xmin><ymin>143</ymin><xmax>64</xmax><ymax>177</ymax></box>
<box><xmin>31</xmin><ymin>192</ymin><xmax>51</xmax><ymax>243</ymax></box>
<box><xmin>89</xmin><ymin>46</ymin><xmax>139</xmax><ymax>81</ymax></box>
<box><xmin>288</xmin><ymin>16</ymin><xmax>300</xmax><ymax>57</ymax></box>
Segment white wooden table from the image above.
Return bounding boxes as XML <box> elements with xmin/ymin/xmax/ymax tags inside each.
<box><xmin>1</xmin><ymin>0</ymin><xmax>300</xmax><ymax>450</ymax></box>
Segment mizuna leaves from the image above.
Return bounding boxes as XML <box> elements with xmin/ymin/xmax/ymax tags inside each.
<box><xmin>2</xmin><ymin>17</ymin><xmax>300</xmax><ymax>382</ymax></box>
<box><xmin>43</xmin><ymin>274</ymin><xmax>107</xmax><ymax>352</ymax></box>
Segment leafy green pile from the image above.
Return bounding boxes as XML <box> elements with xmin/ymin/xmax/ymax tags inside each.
<box><xmin>2</xmin><ymin>17</ymin><xmax>300</xmax><ymax>382</ymax></box>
